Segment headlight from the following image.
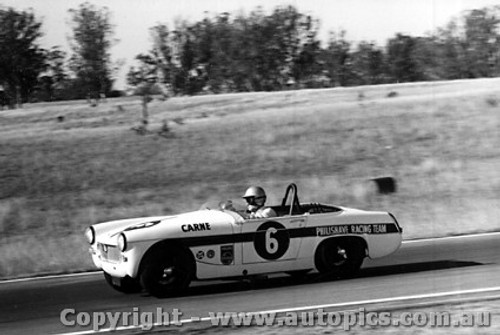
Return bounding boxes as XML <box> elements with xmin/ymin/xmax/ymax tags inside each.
<box><xmin>117</xmin><ymin>233</ymin><xmax>127</xmax><ymax>252</ymax></box>
<box><xmin>85</xmin><ymin>227</ymin><xmax>95</xmax><ymax>245</ymax></box>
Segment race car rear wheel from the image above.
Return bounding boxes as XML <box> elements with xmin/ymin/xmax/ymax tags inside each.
<box><xmin>314</xmin><ymin>237</ymin><xmax>366</xmax><ymax>278</ymax></box>
<box><xmin>139</xmin><ymin>247</ymin><xmax>194</xmax><ymax>298</ymax></box>
<box><xmin>103</xmin><ymin>272</ymin><xmax>142</xmax><ymax>294</ymax></box>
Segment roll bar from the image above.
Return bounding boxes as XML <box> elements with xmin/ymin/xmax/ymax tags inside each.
<box><xmin>281</xmin><ymin>183</ymin><xmax>302</xmax><ymax>216</ymax></box>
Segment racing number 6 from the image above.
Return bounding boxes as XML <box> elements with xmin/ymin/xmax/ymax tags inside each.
<box><xmin>254</xmin><ymin>221</ymin><xmax>290</xmax><ymax>260</ymax></box>
<box><xmin>265</xmin><ymin>227</ymin><xmax>279</xmax><ymax>254</ymax></box>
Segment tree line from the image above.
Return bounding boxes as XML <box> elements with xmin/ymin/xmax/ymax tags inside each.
<box><xmin>130</xmin><ymin>5</ymin><xmax>500</xmax><ymax>94</ymax></box>
<box><xmin>1</xmin><ymin>3</ymin><xmax>500</xmax><ymax>107</ymax></box>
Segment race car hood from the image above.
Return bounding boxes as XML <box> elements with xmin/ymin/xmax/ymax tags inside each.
<box><xmin>93</xmin><ymin>209</ymin><xmax>239</xmax><ymax>245</ymax></box>
<box><xmin>92</xmin><ymin>215</ymin><xmax>176</xmax><ymax>245</ymax></box>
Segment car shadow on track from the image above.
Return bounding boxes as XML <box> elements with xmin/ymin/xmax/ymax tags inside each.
<box><xmin>142</xmin><ymin>260</ymin><xmax>483</xmax><ymax>298</ymax></box>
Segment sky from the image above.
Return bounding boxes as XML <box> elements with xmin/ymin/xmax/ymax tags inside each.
<box><xmin>2</xmin><ymin>0</ymin><xmax>499</xmax><ymax>89</ymax></box>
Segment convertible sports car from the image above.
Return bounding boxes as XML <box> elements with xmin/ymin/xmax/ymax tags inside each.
<box><xmin>85</xmin><ymin>183</ymin><xmax>402</xmax><ymax>297</ymax></box>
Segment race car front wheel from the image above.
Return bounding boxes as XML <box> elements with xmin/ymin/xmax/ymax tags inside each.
<box><xmin>139</xmin><ymin>248</ymin><xmax>194</xmax><ymax>298</ymax></box>
<box><xmin>314</xmin><ymin>237</ymin><xmax>366</xmax><ymax>279</ymax></box>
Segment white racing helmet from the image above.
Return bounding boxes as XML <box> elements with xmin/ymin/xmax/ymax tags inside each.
<box><xmin>242</xmin><ymin>186</ymin><xmax>267</xmax><ymax>211</ymax></box>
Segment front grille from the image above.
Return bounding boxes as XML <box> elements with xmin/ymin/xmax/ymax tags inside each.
<box><xmin>98</xmin><ymin>243</ymin><xmax>121</xmax><ymax>263</ymax></box>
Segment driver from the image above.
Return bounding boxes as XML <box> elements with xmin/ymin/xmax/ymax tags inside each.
<box><xmin>242</xmin><ymin>186</ymin><xmax>277</xmax><ymax>219</ymax></box>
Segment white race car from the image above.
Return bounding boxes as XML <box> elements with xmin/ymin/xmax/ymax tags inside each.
<box><xmin>85</xmin><ymin>183</ymin><xmax>402</xmax><ymax>297</ymax></box>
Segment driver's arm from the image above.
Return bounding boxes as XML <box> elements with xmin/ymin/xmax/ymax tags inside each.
<box><xmin>259</xmin><ymin>207</ymin><xmax>277</xmax><ymax>218</ymax></box>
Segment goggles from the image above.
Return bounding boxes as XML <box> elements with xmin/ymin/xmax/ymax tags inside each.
<box><xmin>245</xmin><ymin>196</ymin><xmax>265</xmax><ymax>205</ymax></box>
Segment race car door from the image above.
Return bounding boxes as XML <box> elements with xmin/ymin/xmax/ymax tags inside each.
<box><xmin>240</xmin><ymin>215</ymin><xmax>308</xmax><ymax>264</ymax></box>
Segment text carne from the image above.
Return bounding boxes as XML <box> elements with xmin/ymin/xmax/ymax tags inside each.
<box><xmin>182</xmin><ymin>223</ymin><xmax>211</xmax><ymax>232</ymax></box>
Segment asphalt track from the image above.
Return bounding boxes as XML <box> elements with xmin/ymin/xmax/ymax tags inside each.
<box><xmin>1</xmin><ymin>232</ymin><xmax>499</xmax><ymax>334</ymax></box>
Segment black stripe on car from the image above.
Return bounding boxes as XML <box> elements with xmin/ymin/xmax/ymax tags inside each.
<box><xmin>172</xmin><ymin>223</ymin><xmax>399</xmax><ymax>247</ymax></box>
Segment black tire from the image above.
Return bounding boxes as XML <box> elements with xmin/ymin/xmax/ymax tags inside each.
<box><xmin>103</xmin><ymin>272</ymin><xmax>142</xmax><ymax>294</ymax></box>
<box><xmin>315</xmin><ymin>238</ymin><xmax>365</xmax><ymax>279</ymax></box>
<box><xmin>139</xmin><ymin>247</ymin><xmax>194</xmax><ymax>298</ymax></box>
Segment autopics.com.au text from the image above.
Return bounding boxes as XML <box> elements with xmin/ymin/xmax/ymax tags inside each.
<box><xmin>60</xmin><ymin>307</ymin><xmax>492</xmax><ymax>331</ymax></box>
